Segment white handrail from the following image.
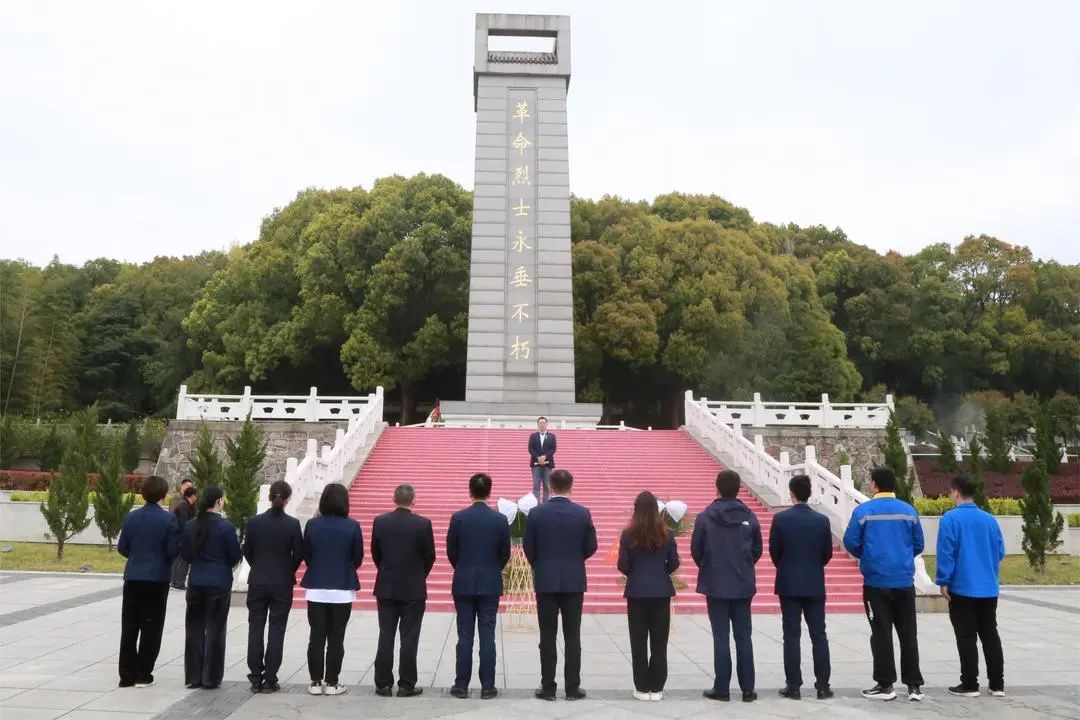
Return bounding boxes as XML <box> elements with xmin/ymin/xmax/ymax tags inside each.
<box><xmin>702</xmin><ymin>392</ymin><xmax>893</xmax><ymax>429</ymax></box>
<box><xmin>176</xmin><ymin>385</ymin><xmax>376</xmax><ymax>422</ymax></box>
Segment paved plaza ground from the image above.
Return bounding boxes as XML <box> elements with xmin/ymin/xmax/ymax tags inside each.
<box><xmin>0</xmin><ymin>572</ymin><xmax>1077</xmax><ymax>719</ymax></box>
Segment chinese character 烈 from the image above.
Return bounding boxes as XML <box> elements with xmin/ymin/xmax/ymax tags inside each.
<box><xmin>511</xmin><ymin>229</ymin><xmax>533</xmax><ymax>253</ymax></box>
<box><xmin>510</xmin><ymin>266</ymin><xmax>533</xmax><ymax>288</ymax></box>
<box><xmin>512</xmin><ymin>198</ymin><xmax>530</xmax><ymax>217</ymax></box>
<box><xmin>513</xmin><ymin>100</ymin><xmax>530</xmax><ymax>123</ymax></box>
<box><xmin>511</xmin><ymin>132</ymin><xmax>532</xmax><ymax>156</ymax></box>
<box><xmin>511</xmin><ymin>303</ymin><xmax>529</xmax><ymax>322</ymax></box>
<box><xmin>510</xmin><ymin>336</ymin><xmax>531</xmax><ymax>360</ymax></box>
<box><xmin>512</xmin><ymin>165</ymin><xmax>531</xmax><ymax>186</ymax></box>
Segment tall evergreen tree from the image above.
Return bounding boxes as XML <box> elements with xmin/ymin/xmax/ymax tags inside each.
<box><xmin>122</xmin><ymin>421</ymin><xmax>141</xmax><ymax>473</ymax></box>
<box><xmin>189</xmin><ymin>422</ymin><xmax>223</xmax><ymax>489</ymax></box>
<box><xmin>0</xmin><ymin>414</ymin><xmax>17</xmax><ymax>469</ymax></box>
<box><xmin>222</xmin><ymin>416</ymin><xmax>267</xmax><ymax>541</ymax></box>
<box><xmin>879</xmin><ymin>410</ymin><xmax>912</xmax><ymax>502</ymax></box>
<box><xmin>1019</xmin><ymin>460</ymin><xmax>1064</xmax><ymax>572</ymax></box>
<box><xmin>936</xmin><ymin>430</ymin><xmax>958</xmax><ymax>472</ymax></box>
<box><xmin>967</xmin><ymin>436</ymin><xmax>990</xmax><ymax>511</ymax></box>
<box><xmin>93</xmin><ymin>443</ymin><xmax>134</xmax><ymax>550</ymax></box>
<box><xmin>39</xmin><ymin>423</ymin><xmax>64</xmax><ymax>471</ymax></box>
<box><xmin>984</xmin><ymin>405</ymin><xmax>1012</xmax><ymax>473</ymax></box>
<box><xmin>1034</xmin><ymin>400</ymin><xmax>1061</xmax><ymax>475</ymax></box>
<box><xmin>40</xmin><ymin>405</ymin><xmax>97</xmax><ymax>559</ymax></box>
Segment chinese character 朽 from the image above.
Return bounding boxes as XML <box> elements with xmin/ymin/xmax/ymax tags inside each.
<box><xmin>511</xmin><ymin>132</ymin><xmax>532</xmax><ymax>156</ymax></box>
<box><xmin>512</xmin><ymin>198</ymin><xmax>530</xmax><ymax>217</ymax></box>
<box><xmin>510</xmin><ymin>336</ymin><xmax>531</xmax><ymax>360</ymax></box>
<box><xmin>511</xmin><ymin>303</ymin><xmax>529</xmax><ymax>322</ymax></box>
<box><xmin>512</xmin><ymin>165</ymin><xmax>531</xmax><ymax>186</ymax></box>
<box><xmin>511</xmin><ymin>229</ymin><xmax>533</xmax><ymax>253</ymax></box>
<box><xmin>510</xmin><ymin>266</ymin><xmax>533</xmax><ymax>288</ymax></box>
<box><xmin>513</xmin><ymin>100</ymin><xmax>530</xmax><ymax>123</ymax></box>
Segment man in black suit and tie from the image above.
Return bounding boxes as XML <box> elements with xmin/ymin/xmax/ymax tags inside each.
<box><xmin>523</xmin><ymin>468</ymin><xmax>598</xmax><ymax>701</ymax></box>
<box><xmin>769</xmin><ymin>474</ymin><xmax>834</xmax><ymax>700</ymax></box>
<box><xmin>529</xmin><ymin>416</ymin><xmax>556</xmax><ymax>503</ymax></box>
<box><xmin>446</xmin><ymin>473</ymin><xmax>511</xmax><ymax>700</ymax></box>
<box><xmin>371</xmin><ymin>484</ymin><xmax>436</xmax><ymax>697</ymax></box>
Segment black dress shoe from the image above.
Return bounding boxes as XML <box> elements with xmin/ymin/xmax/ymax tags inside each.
<box><xmin>480</xmin><ymin>688</ymin><xmax>499</xmax><ymax>700</ymax></box>
<box><xmin>397</xmin><ymin>686</ymin><xmax>423</xmax><ymax>698</ymax></box>
<box><xmin>534</xmin><ymin>687</ymin><xmax>556</xmax><ymax>701</ymax></box>
<box><xmin>202</xmin><ymin>684</ymin><xmax>220</xmax><ymax>690</ymax></box>
<box><xmin>261</xmin><ymin>682</ymin><xmax>280</xmax><ymax>693</ymax></box>
<box><xmin>703</xmin><ymin>689</ymin><xmax>730</xmax><ymax>701</ymax></box>
<box><xmin>185</xmin><ymin>682</ymin><xmax>202</xmax><ymax>689</ymax></box>
<box><xmin>249</xmin><ymin>679</ymin><xmax>263</xmax><ymax>694</ymax></box>
<box><xmin>375</xmin><ymin>686</ymin><xmax>392</xmax><ymax>697</ymax></box>
<box><xmin>565</xmin><ymin>688</ymin><xmax>586</xmax><ymax>701</ymax></box>
<box><xmin>778</xmin><ymin>687</ymin><xmax>800</xmax><ymax>700</ymax></box>
<box><xmin>118</xmin><ymin>680</ymin><xmax>136</xmax><ymax>688</ymax></box>
<box><xmin>449</xmin><ymin>687</ymin><xmax>469</xmax><ymax>699</ymax></box>
<box><xmin>817</xmin><ymin>687</ymin><xmax>834</xmax><ymax>700</ymax></box>
<box><xmin>742</xmin><ymin>691</ymin><xmax>758</xmax><ymax>703</ymax></box>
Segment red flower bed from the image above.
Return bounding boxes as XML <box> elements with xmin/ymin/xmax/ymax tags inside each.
<box><xmin>0</xmin><ymin>470</ymin><xmax>147</xmax><ymax>492</ymax></box>
<box><xmin>915</xmin><ymin>459</ymin><xmax>1080</xmax><ymax>503</ymax></box>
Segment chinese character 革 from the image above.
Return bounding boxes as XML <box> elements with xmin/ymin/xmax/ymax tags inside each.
<box><xmin>510</xmin><ymin>336</ymin><xmax>531</xmax><ymax>360</ymax></box>
<box><xmin>511</xmin><ymin>132</ymin><xmax>532</xmax><ymax>155</ymax></box>
<box><xmin>512</xmin><ymin>165</ymin><xmax>531</xmax><ymax>186</ymax></box>
<box><xmin>513</xmin><ymin>100</ymin><xmax>530</xmax><ymax>123</ymax></box>
<box><xmin>511</xmin><ymin>229</ymin><xmax>533</xmax><ymax>253</ymax></box>
<box><xmin>511</xmin><ymin>303</ymin><xmax>529</xmax><ymax>322</ymax></box>
<box><xmin>512</xmin><ymin>199</ymin><xmax>530</xmax><ymax>217</ymax></box>
<box><xmin>510</xmin><ymin>266</ymin><xmax>533</xmax><ymax>288</ymax></box>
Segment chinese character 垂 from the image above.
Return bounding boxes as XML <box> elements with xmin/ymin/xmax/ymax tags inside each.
<box><xmin>510</xmin><ymin>266</ymin><xmax>533</xmax><ymax>288</ymax></box>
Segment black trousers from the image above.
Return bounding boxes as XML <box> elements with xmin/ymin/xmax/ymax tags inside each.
<box><xmin>246</xmin><ymin>583</ymin><xmax>293</xmax><ymax>684</ymax></box>
<box><xmin>948</xmin><ymin>594</ymin><xmax>1004</xmax><ymax>691</ymax></box>
<box><xmin>374</xmin><ymin>598</ymin><xmax>426</xmax><ymax>690</ymax></box>
<box><xmin>537</xmin><ymin>592</ymin><xmax>584</xmax><ymax>692</ymax></box>
<box><xmin>863</xmin><ymin>586</ymin><xmax>923</xmax><ymax>687</ymax></box>
<box><xmin>706</xmin><ymin>597</ymin><xmax>755</xmax><ymax>694</ymax></box>
<box><xmin>118</xmin><ymin>580</ymin><xmax>169</xmax><ymax>684</ymax></box>
<box><xmin>626</xmin><ymin>597</ymin><xmax>671</xmax><ymax>693</ymax></box>
<box><xmin>185</xmin><ymin>585</ymin><xmax>232</xmax><ymax>687</ymax></box>
<box><xmin>779</xmin><ymin>595</ymin><xmax>831</xmax><ymax>690</ymax></box>
<box><xmin>171</xmin><ymin>557</ymin><xmax>190</xmax><ymax>588</ymax></box>
<box><xmin>454</xmin><ymin>595</ymin><xmax>499</xmax><ymax>691</ymax></box>
<box><xmin>307</xmin><ymin>601</ymin><xmax>352</xmax><ymax>685</ymax></box>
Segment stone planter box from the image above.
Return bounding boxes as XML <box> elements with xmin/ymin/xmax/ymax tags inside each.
<box><xmin>920</xmin><ymin>515</ymin><xmax>1079</xmax><ymax>556</ymax></box>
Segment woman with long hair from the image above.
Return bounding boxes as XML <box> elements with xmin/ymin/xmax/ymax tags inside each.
<box><xmin>617</xmin><ymin>490</ymin><xmax>681</xmax><ymax>701</ymax></box>
<box><xmin>301</xmin><ymin>482</ymin><xmax>363</xmax><ymax>696</ymax></box>
<box><xmin>181</xmin><ymin>485</ymin><xmax>242</xmax><ymax>689</ymax></box>
<box><xmin>242</xmin><ymin>480</ymin><xmax>303</xmax><ymax>694</ymax></box>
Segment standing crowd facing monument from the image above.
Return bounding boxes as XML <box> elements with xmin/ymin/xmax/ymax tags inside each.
<box><xmin>114</xmin><ymin>420</ymin><xmax>1009</xmax><ymax>703</ymax></box>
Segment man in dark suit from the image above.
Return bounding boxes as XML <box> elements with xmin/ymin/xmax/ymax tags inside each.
<box><xmin>446</xmin><ymin>473</ymin><xmax>511</xmax><ymax>700</ymax></box>
<box><xmin>528</xmin><ymin>416</ymin><xmax>556</xmax><ymax>503</ymax></box>
<box><xmin>371</xmin><ymin>484</ymin><xmax>436</xmax><ymax>697</ymax></box>
<box><xmin>769</xmin><ymin>474</ymin><xmax>834</xmax><ymax>700</ymax></box>
<box><xmin>523</xmin><ymin>468</ymin><xmax>598</xmax><ymax>701</ymax></box>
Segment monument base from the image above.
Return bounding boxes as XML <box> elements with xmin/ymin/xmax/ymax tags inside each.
<box><xmin>440</xmin><ymin>401</ymin><xmax>603</xmax><ymax>429</ymax></box>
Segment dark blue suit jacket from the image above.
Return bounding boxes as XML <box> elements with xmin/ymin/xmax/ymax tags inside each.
<box><xmin>446</xmin><ymin>502</ymin><xmax>511</xmax><ymax>597</ymax></box>
<box><xmin>301</xmin><ymin>515</ymin><xmax>364</xmax><ymax>591</ymax></box>
<box><xmin>769</xmin><ymin>503</ymin><xmax>833</xmax><ymax>597</ymax></box>
<box><xmin>617</xmin><ymin>530</ymin><xmax>680</xmax><ymax>598</ymax></box>
<box><xmin>243</xmin><ymin>509</ymin><xmax>303</xmax><ymax>587</ymax></box>
<box><xmin>528</xmin><ymin>431</ymin><xmax>556</xmax><ymax>468</ymax></box>
<box><xmin>181</xmin><ymin>513</ymin><xmax>242</xmax><ymax>588</ymax></box>
<box><xmin>118</xmin><ymin>503</ymin><xmax>181</xmax><ymax>583</ymax></box>
<box><xmin>523</xmin><ymin>496</ymin><xmax>598</xmax><ymax>593</ymax></box>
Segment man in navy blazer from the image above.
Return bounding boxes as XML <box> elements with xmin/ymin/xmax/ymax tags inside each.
<box><xmin>528</xmin><ymin>416</ymin><xmax>556</xmax><ymax>502</ymax></box>
<box><xmin>523</xmin><ymin>468</ymin><xmax>598</xmax><ymax>701</ymax></box>
<box><xmin>769</xmin><ymin>474</ymin><xmax>834</xmax><ymax>700</ymax></box>
<box><xmin>446</xmin><ymin>473</ymin><xmax>511</xmax><ymax>699</ymax></box>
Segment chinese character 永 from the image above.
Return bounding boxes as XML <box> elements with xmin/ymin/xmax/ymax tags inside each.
<box><xmin>511</xmin><ymin>229</ymin><xmax>533</xmax><ymax>253</ymax></box>
<box><xmin>513</xmin><ymin>100</ymin><xmax>530</xmax><ymax>123</ymax></box>
<box><xmin>510</xmin><ymin>266</ymin><xmax>533</xmax><ymax>288</ymax></box>
<box><xmin>512</xmin><ymin>165</ymin><xmax>531</xmax><ymax>186</ymax></box>
<box><xmin>511</xmin><ymin>303</ymin><xmax>529</xmax><ymax>322</ymax></box>
<box><xmin>511</xmin><ymin>132</ymin><xmax>532</xmax><ymax>156</ymax></box>
<box><xmin>510</xmin><ymin>336</ymin><xmax>531</xmax><ymax>360</ymax></box>
<box><xmin>512</xmin><ymin>199</ymin><xmax>530</xmax><ymax>217</ymax></box>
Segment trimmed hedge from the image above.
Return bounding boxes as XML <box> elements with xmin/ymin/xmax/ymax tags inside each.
<box><xmin>0</xmin><ymin>470</ymin><xmax>146</xmax><ymax>492</ymax></box>
<box><xmin>1069</xmin><ymin>513</ymin><xmax>1080</xmax><ymax>528</ymax></box>
<box><xmin>10</xmin><ymin>490</ymin><xmax>148</xmax><ymax>506</ymax></box>
<box><xmin>913</xmin><ymin>497</ymin><xmax>1023</xmax><ymax>516</ymax></box>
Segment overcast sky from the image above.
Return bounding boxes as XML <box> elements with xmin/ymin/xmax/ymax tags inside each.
<box><xmin>2</xmin><ymin>1</ymin><xmax>1078</xmax><ymax>267</ymax></box>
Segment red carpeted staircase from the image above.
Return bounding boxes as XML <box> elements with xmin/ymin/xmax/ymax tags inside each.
<box><xmin>294</xmin><ymin>427</ymin><xmax>864</xmax><ymax>613</ymax></box>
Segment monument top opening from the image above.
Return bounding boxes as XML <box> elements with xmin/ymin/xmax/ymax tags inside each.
<box><xmin>474</xmin><ymin>14</ymin><xmax>571</xmax><ymax>108</ymax></box>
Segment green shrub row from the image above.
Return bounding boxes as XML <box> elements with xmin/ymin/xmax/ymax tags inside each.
<box><xmin>1069</xmin><ymin>513</ymin><xmax>1080</xmax><ymax>528</ymax></box>
<box><xmin>913</xmin><ymin>497</ymin><xmax>1024</xmax><ymax>516</ymax></box>
<box><xmin>10</xmin><ymin>490</ymin><xmax>149</xmax><ymax>506</ymax></box>
<box><xmin>0</xmin><ymin>415</ymin><xmax>166</xmax><ymax>468</ymax></box>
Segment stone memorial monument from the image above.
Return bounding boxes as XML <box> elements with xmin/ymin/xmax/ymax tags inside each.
<box><xmin>441</xmin><ymin>13</ymin><xmax>602</xmax><ymax>427</ymax></box>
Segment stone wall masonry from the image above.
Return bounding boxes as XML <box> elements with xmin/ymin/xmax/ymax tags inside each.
<box><xmin>751</xmin><ymin>426</ymin><xmax>888</xmax><ymax>493</ymax></box>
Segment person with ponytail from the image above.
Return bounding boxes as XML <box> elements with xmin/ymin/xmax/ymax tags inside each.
<box><xmin>618</xmin><ymin>490</ymin><xmax>680</xmax><ymax>701</ymax></box>
<box><xmin>242</xmin><ymin>480</ymin><xmax>303</xmax><ymax>693</ymax></box>
<box><xmin>181</xmin><ymin>485</ymin><xmax>242</xmax><ymax>689</ymax></box>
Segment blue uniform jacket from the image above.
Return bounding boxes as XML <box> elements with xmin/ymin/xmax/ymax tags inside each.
<box><xmin>843</xmin><ymin>493</ymin><xmax>924</xmax><ymax>589</ymax></box>
<box><xmin>935</xmin><ymin>502</ymin><xmax>1005</xmax><ymax>598</ymax></box>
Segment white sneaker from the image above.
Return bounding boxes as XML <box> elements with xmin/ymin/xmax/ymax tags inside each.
<box><xmin>990</xmin><ymin>689</ymin><xmax>1006</xmax><ymax>697</ymax></box>
<box><xmin>908</xmin><ymin>686</ymin><xmax>924</xmax><ymax>702</ymax></box>
<box><xmin>323</xmin><ymin>683</ymin><xmax>348</xmax><ymax>696</ymax></box>
<box><xmin>633</xmin><ymin>690</ymin><xmax>651</xmax><ymax>701</ymax></box>
<box><xmin>308</xmin><ymin>682</ymin><xmax>323</xmax><ymax>695</ymax></box>
<box><xmin>650</xmin><ymin>691</ymin><xmax>663</xmax><ymax>701</ymax></box>
<box><xmin>134</xmin><ymin>680</ymin><xmax>155</xmax><ymax>688</ymax></box>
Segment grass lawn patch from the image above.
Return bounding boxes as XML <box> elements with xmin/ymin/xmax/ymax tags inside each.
<box><xmin>0</xmin><ymin>541</ymin><xmax>126</xmax><ymax>573</ymax></box>
<box><xmin>922</xmin><ymin>554</ymin><xmax>1080</xmax><ymax>585</ymax></box>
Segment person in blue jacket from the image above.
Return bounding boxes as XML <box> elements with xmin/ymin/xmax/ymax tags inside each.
<box><xmin>617</xmin><ymin>490</ymin><xmax>680</xmax><ymax>701</ymax></box>
<box><xmin>301</xmin><ymin>482</ymin><xmax>363</xmax><ymax>697</ymax></box>
<box><xmin>116</xmin><ymin>475</ymin><xmax>180</xmax><ymax>688</ymax></box>
<box><xmin>181</xmin><ymin>486</ymin><xmax>242</xmax><ymax>690</ymax></box>
<box><xmin>843</xmin><ymin>467</ymin><xmax>925</xmax><ymax>702</ymax></box>
<box><xmin>936</xmin><ymin>474</ymin><xmax>1006</xmax><ymax>698</ymax></box>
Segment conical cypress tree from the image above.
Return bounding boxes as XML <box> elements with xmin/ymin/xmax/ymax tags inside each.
<box><xmin>40</xmin><ymin>406</ymin><xmax>97</xmax><ymax>559</ymax></box>
<box><xmin>39</xmin><ymin>424</ymin><xmax>65</xmax><ymax>472</ymax></box>
<box><xmin>1019</xmin><ymin>460</ymin><xmax>1064</xmax><ymax>572</ymax></box>
<box><xmin>1034</xmin><ymin>400</ymin><xmax>1061</xmax><ymax>475</ymax></box>
<box><xmin>189</xmin><ymin>423</ymin><xmax>223</xmax><ymax>489</ymax></box>
<box><xmin>984</xmin><ymin>405</ymin><xmax>1012</xmax><ymax>473</ymax></box>
<box><xmin>936</xmin><ymin>430</ymin><xmax>958</xmax><ymax>472</ymax></box>
<box><xmin>967</xmin><ymin>436</ymin><xmax>990</xmax><ymax>511</ymax></box>
<box><xmin>122</xmin><ymin>422</ymin><xmax>141</xmax><ymax>474</ymax></box>
<box><xmin>94</xmin><ymin>443</ymin><xmax>135</xmax><ymax>550</ymax></box>
<box><xmin>222</xmin><ymin>416</ymin><xmax>267</xmax><ymax>541</ymax></box>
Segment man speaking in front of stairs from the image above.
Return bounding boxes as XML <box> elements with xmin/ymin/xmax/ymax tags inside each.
<box><xmin>529</xmin><ymin>417</ymin><xmax>556</xmax><ymax>503</ymax></box>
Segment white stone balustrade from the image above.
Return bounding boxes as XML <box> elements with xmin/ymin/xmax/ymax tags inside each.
<box><xmin>702</xmin><ymin>392</ymin><xmax>893</xmax><ymax>429</ymax></box>
<box><xmin>176</xmin><ymin>385</ymin><xmax>376</xmax><ymax>422</ymax></box>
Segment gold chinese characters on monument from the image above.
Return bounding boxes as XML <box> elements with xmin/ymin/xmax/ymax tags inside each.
<box><xmin>505</xmin><ymin>91</ymin><xmax>538</xmax><ymax>373</ymax></box>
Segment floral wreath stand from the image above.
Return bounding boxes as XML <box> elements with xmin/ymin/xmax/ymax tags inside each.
<box><xmin>502</xmin><ymin>541</ymin><xmax>537</xmax><ymax>632</ymax></box>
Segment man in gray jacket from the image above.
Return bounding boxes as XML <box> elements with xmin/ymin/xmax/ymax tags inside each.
<box><xmin>691</xmin><ymin>469</ymin><xmax>763</xmax><ymax>703</ymax></box>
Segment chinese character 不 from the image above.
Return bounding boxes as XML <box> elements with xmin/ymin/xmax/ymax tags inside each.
<box><xmin>511</xmin><ymin>303</ymin><xmax>529</xmax><ymax>322</ymax></box>
<box><xmin>511</xmin><ymin>229</ymin><xmax>533</xmax><ymax>253</ymax></box>
<box><xmin>510</xmin><ymin>336</ymin><xmax>531</xmax><ymax>360</ymax></box>
<box><xmin>511</xmin><ymin>132</ymin><xmax>532</xmax><ymax>156</ymax></box>
<box><xmin>512</xmin><ymin>199</ymin><xmax>530</xmax><ymax>217</ymax></box>
<box><xmin>512</xmin><ymin>165</ymin><xmax>531</xmax><ymax>186</ymax></box>
<box><xmin>513</xmin><ymin>100</ymin><xmax>530</xmax><ymax>123</ymax></box>
<box><xmin>510</xmin><ymin>266</ymin><xmax>533</xmax><ymax>288</ymax></box>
